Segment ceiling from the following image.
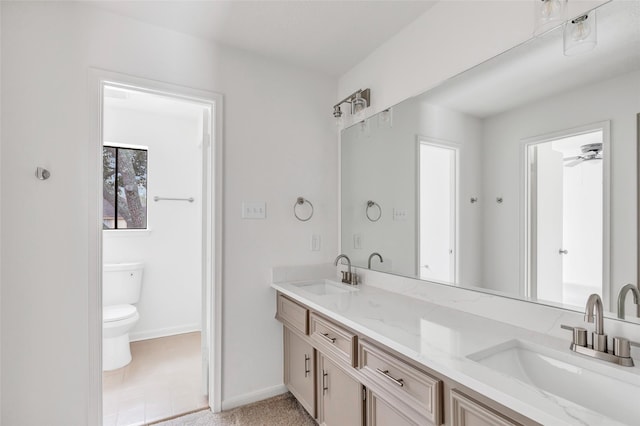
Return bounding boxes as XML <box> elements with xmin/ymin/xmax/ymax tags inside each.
<box><xmin>89</xmin><ymin>0</ymin><xmax>437</xmax><ymax>77</ymax></box>
<box><xmin>417</xmin><ymin>0</ymin><xmax>640</xmax><ymax>118</ymax></box>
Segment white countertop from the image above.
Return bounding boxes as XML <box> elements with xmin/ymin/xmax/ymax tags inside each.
<box><xmin>272</xmin><ymin>279</ymin><xmax>640</xmax><ymax>426</ymax></box>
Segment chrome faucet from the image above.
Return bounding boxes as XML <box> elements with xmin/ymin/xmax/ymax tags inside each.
<box><xmin>367</xmin><ymin>252</ymin><xmax>383</xmax><ymax>269</ymax></box>
<box><xmin>617</xmin><ymin>284</ymin><xmax>640</xmax><ymax>319</ymax></box>
<box><xmin>561</xmin><ymin>293</ymin><xmax>638</xmax><ymax>367</ymax></box>
<box><xmin>334</xmin><ymin>254</ymin><xmax>357</xmax><ymax>285</ymax></box>
<box><xmin>584</xmin><ymin>293</ymin><xmax>607</xmax><ymax>351</ymax></box>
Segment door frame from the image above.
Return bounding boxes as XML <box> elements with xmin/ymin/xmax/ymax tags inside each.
<box><xmin>415</xmin><ymin>135</ymin><xmax>460</xmax><ymax>284</ymax></box>
<box><xmin>88</xmin><ymin>69</ymin><xmax>224</xmax><ymax>424</ymax></box>
<box><xmin>520</xmin><ymin>121</ymin><xmax>610</xmax><ymax>305</ymax></box>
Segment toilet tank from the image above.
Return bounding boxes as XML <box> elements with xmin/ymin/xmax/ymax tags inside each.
<box><xmin>103</xmin><ymin>263</ymin><xmax>144</xmax><ymax>306</ymax></box>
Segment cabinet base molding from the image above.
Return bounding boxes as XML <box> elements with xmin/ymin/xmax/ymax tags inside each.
<box><xmin>221</xmin><ymin>385</ymin><xmax>288</xmax><ymax>411</ymax></box>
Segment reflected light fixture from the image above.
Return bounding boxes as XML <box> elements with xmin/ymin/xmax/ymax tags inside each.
<box><xmin>332</xmin><ymin>88</ymin><xmax>371</xmax><ymax>127</ymax></box>
<box><xmin>533</xmin><ymin>0</ymin><xmax>567</xmax><ymax>36</ymax></box>
<box><xmin>333</xmin><ymin>105</ymin><xmax>343</xmax><ymax>127</ymax></box>
<box><xmin>378</xmin><ymin>108</ymin><xmax>392</xmax><ymax>128</ymax></box>
<box><xmin>564</xmin><ymin>11</ymin><xmax>597</xmax><ymax>56</ymax></box>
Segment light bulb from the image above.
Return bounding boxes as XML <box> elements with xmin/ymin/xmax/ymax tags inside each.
<box><xmin>540</xmin><ymin>0</ymin><xmax>559</xmax><ymax>20</ymax></box>
<box><xmin>378</xmin><ymin>109</ymin><xmax>392</xmax><ymax>128</ymax></box>
<box><xmin>533</xmin><ymin>0</ymin><xmax>567</xmax><ymax>36</ymax></box>
<box><xmin>571</xmin><ymin>16</ymin><xmax>591</xmax><ymax>42</ymax></box>
<box><xmin>335</xmin><ymin>116</ymin><xmax>343</xmax><ymax>128</ymax></box>
<box><xmin>563</xmin><ymin>11</ymin><xmax>597</xmax><ymax>56</ymax></box>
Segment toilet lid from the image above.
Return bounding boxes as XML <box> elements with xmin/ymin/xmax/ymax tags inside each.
<box><xmin>104</xmin><ymin>304</ymin><xmax>137</xmax><ymax>323</ymax></box>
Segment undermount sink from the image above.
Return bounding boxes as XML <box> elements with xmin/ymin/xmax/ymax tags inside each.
<box><xmin>468</xmin><ymin>339</ymin><xmax>640</xmax><ymax>425</ymax></box>
<box><xmin>293</xmin><ymin>279</ymin><xmax>358</xmax><ymax>296</ymax></box>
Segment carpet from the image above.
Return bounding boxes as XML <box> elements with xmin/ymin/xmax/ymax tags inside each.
<box><xmin>150</xmin><ymin>392</ymin><xmax>316</xmax><ymax>426</ymax></box>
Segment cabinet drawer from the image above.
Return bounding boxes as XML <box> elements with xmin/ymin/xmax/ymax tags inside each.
<box><xmin>310</xmin><ymin>312</ymin><xmax>357</xmax><ymax>367</ymax></box>
<box><xmin>451</xmin><ymin>390</ymin><xmax>521</xmax><ymax>426</ymax></box>
<box><xmin>359</xmin><ymin>340</ymin><xmax>442</xmax><ymax>425</ymax></box>
<box><xmin>276</xmin><ymin>294</ymin><xmax>308</xmax><ymax>335</ymax></box>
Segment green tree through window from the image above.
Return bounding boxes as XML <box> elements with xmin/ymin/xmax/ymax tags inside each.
<box><xmin>103</xmin><ymin>146</ymin><xmax>148</xmax><ymax>229</ymax></box>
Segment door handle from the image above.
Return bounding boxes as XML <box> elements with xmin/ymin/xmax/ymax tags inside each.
<box><xmin>559</xmin><ymin>249</ymin><xmax>569</xmax><ymax>255</ymax></box>
<box><xmin>322</xmin><ymin>370</ymin><xmax>328</xmax><ymax>394</ymax></box>
<box><xmin>304</xmin><ymin>354</ymin><xmax>310</xmax><ymax>377</ymax></box>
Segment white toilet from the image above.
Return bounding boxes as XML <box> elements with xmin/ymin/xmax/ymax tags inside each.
<box><xmin>103</xmin><ymin>262</ymin><xmax>144</xmax><ymax>371</ymax></box>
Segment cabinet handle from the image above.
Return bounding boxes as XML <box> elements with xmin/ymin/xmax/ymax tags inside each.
<box><xmin>322</xmin><ymin>370</ymin><xmax>329</xmax><ymax>394</ymax></box>
<box><xmin>376</xmin><ymin>368</ymin><xmax>404</xmax><ymax>387</ymax></box>
<box><xmin>320</xmin><ymin>332</ymin><xmax>336</xmax><ymax>344</ymax></box>
<box><xmin>304</xmin><ymin>354</ymin><xmax>310</xmax><ymax>377</ymax></box>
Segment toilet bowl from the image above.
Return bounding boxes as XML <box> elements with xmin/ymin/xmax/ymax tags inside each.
<box><xmin>103</xmin><ymin>263</ymin><xmax>144</xmax><ymax>371</ymax></box>
<box><xmin>103</xmin><ymin>304</ymin><xmax>140</xmax><ymax>370</ymax></box>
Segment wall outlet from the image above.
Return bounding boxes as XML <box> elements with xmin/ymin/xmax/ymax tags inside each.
<box><xmin>353</xmin><ymin>233</ymin><xmax>362</xmax><ymax>249</ymax></box>
<box><xmin>393</xmin><ymin>208</ymin><xmax>408</xmax><ymax>221</ymax></box>
<box><xmin>311</xmin><ymin>234</ymin><xmax>321</xmax><ymax>251</ymax></box>
<box><xmin>242</xmin><ymin>202</ymin><xmax>266</xmax><ymax>219</ymax></box>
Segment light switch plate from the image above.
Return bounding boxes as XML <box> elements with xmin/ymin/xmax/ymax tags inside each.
<box><xmin>353</xmin><ymin>233</ymin><xmax>362</xmax><ymax>249</ymax></box>
<box><xmin>393</xmin><ymin>208</ymin><xmax>408</xmax><ymax>221</ymax></box>
<box><xmin>242</xmin><ymin>202</ymin><xmax>266</xmax><ymax>219</ymax></box>
<box><xmin>311</xmin><ymin>234</ymin><xmax>321</xmax><ymax>251</ymax></box>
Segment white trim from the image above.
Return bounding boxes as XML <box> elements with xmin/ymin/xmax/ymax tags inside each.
<box><xmin>520</xmin><ymin>120</ymin><xmax>611</xmax><ymax>306</ymax></box>
<box><xmin>102</xmin><ymin>229</ymin><xmax>152</xmax><ymax>237</ymax></box>
<box><xmin>88</xmin><ymin>69</ymin><xmax>224</xmax><ymax>425</ymax></box>
<box><xmin>129</xmin><ymin>325</ymin><xmax>202</xmax><ymax>342</ymax></box>
<box><xmin>221</xmin><ymin>385</ymin><xmax>288</xmax><ymax>411</ymax></box>
<box><xmin>102</xmin><ymin>141</ymin><xmax>148</xmax><ymax>151</ymax></box>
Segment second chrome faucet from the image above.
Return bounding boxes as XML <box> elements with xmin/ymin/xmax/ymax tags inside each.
<box><xmin>335</xmin><ymin>254</ymin><xmax>357</xmax><ymax>285</ymax></box>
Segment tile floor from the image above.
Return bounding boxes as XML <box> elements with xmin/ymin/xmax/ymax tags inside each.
<box><xmin>103</xmin><ymin>332</ymin><xmax>208</xmax><ymax>426</ymax></box>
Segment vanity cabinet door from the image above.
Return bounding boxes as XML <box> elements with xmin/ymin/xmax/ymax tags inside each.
<box><xmin>366</xmin><ymin>389</ymin><xmax>417</xmax><ymax>426</ymax></box>
<box><xmin>284</xmin><ymin>326</ymin><xmax>315</xmax><ymax>418</ymax></box>
<box><xmin>451</xmin><ymin>390</ymin><xmax>520</xmax><ymax>426</ymax></box>
<box><xmin>318</xmin><ymin>353</ymin><xmax>364</xmax><ymax>426</ymax></box>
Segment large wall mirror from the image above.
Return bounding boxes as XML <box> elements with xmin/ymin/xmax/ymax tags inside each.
<box><xmin>341</xmin><ymin>0</ymin><xmax>640</xmax><ymax>322</ymax></box>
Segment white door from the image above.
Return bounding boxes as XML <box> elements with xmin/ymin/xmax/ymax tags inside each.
<box><xmin>418</xmin><ymin>142</ymin><xmax>457</xmax><ymax>283</ymax></box>
<box><xmin>532</xmin><ymin>143</ymin><xmax>564</xmax><ymax>302</ymax></box>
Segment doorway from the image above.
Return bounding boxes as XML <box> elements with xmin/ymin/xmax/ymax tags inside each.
<box><xmin>89</xmin><ymin>70</ymin><xmax>223</xmax><ymax>425</ymax></box>
<box><xmin>523</xmin><ymin>122</ymin><xmax>609</xmax><ymax>308</ymax></box>
<box><xmin>417</xmin><ymin>139</ymin><xmax>459</xmax><ymax>284</ymax></box>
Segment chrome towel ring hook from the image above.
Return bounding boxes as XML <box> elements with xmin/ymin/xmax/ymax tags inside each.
<box><xmin>366</xmin><ymin>200</ymin><xmax>382</xmax><ymax>222</ymax></box>
<box><xmin>294</xmin><ymin>197</ymin><xmax>314</xmax><ymax>222</ymax></box>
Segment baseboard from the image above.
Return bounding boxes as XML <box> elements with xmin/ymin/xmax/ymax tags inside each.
<box><xmin>221</xmin><ymin>384</ymin><xmax>288</xmax><ymax>411</ymax></box>
<box><xmin>129</xmin><ymin>324</ymin><xmax>201</xmax><ymax>342</ymax></box>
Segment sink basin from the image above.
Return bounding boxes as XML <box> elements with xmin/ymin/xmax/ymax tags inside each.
<box><xmin>292</xmin><ymin>280</ymin><xmax>358</xmax><ymax>296</ymax></box>
<box><xmin>468</xmin><ymin>340</ymin><xmax>640</xmax><ymax>424</ymax></box>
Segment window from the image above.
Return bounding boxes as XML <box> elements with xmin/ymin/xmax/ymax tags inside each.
<box><xmin>103</xmin><ymin>145</ymin><xmax>148</xmax><ymax>229</ymax></box>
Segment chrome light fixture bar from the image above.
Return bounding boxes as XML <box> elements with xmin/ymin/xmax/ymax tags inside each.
<box><xmin>332</xmin><ymin>88</ymin><xmax>371</xmax><ymax>126</ymax></box>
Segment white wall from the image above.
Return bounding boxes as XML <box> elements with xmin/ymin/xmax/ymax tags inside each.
<box><xmin>1</xmin><ymin>3</ymin><xmax>337</xmax><ymax>425</ymax></box>
<box><xmin>103</xmin><ymin>104</ymin><xmax>203</xmax><ymax>341</ymax></box>
<box><xmin>338</xmin><ymin>0</ymin><xmax>606</xmax><ymax>117</ymax></box>
<box><xmin>482</xmin><ymin>71</ymin><xmax>640</xmax><ymax>304</ymax></box>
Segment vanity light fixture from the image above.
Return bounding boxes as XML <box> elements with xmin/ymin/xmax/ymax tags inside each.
<box><xmin>533</xmin><ymin>0</ymin><xmax>567</xmax><ymax>36</ymax></box>
<box><xmin>333</xmin><ymin>105</ymin><xmax>343</xmax><ymax>127</ymax></box>
<box><xmin>564</xmin><ymin>11</ymin><xmax>597</xmax><ymax>56</ymax></box>
<box><xmin>332</xmin><ymin>88</ymin><xmax>371</xmax><ymax>127</ymax></box>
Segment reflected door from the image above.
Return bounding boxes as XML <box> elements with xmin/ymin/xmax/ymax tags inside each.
<box><xmin>526</xmin><ymin>128</ymin><xmax>604</xmax><ymax>307</ymax></box>
<box><xmin>418</xmin><ymin>142</ymin><xmax>457</xmax><ymax>283</ymax></box>
<box><xmin>532</xmin><ymin>144</ymin><xmax>564</xmax><ymax>302</ymax></box>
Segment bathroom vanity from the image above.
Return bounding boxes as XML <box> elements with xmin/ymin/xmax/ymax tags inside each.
<box><xmin>273</xmin><ymin>278</ymin><xmax>640</xmax><ymax>426</ymax></box>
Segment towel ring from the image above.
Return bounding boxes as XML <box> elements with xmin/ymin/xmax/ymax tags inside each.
<box><xmin>294</xmin><ymin>197</ymin><xmax>314</xmax><ymax>222</ymax></box>
<box><xmin>366</xmin><ymin>200</ymin><xmax>382</xmax><ymax>222</ymax></box>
